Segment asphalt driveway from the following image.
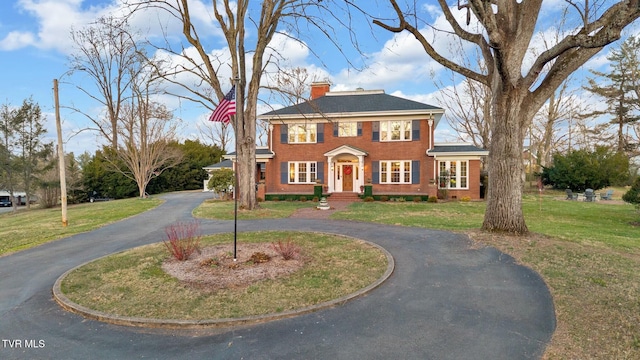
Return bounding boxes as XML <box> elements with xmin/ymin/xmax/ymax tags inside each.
<box><xmin>0</xmin><ymin>192</ymin><xmax>555</xmax><ymax>359</ymax></box>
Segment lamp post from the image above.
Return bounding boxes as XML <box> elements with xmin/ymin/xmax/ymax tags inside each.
<box><xmin>53</xmin><ymin>78</ymin><xmax>68</xmax><ymax>227</ymax></box>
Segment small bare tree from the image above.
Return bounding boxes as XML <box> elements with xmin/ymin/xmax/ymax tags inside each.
<box><xmin>111</xmin><ymin>74</ymin><xmax>183</xmax><ymax>198</ymax></box>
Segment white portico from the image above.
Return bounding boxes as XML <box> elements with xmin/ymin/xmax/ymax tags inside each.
<box><xmin>324</xmin><ymin>145</ymin><xmax>368</xmax><ymax>193</ymax></box>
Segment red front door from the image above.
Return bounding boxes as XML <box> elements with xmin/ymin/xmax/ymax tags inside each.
<box><xmin>342</xmin><ymin>165</ymin><xmax>353</xmax><ymax>192</ymax></box>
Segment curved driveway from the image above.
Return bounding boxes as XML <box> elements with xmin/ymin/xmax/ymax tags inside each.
<box><xmin>0</xmin><ymin>192</ymin><xmax>555</xmax><ymax>359</ymax></box>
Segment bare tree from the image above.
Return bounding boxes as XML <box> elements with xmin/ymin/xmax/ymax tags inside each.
<box><xmin>127</xmin><ymin>0</ymin><xmax>366</xmax><ymax>210</ymax></box>
<box><xmin>70</xmin><ymin>15</ymin><xmax>143</xmax><ymax>150</ymax></box>
<box><xmin>531</xmin><ymin>76</ymin><xmax>589</xmax><ymax>167</ymax></box>
<box><xmin>375</xmin><ymin>0</ymin><xmax>640</xmax><ymax>234</ymax></box>
<box><xmin>435</xmin><ymin>70</ymin><xmax>492</xmax><ymax>149</ymax></box>
<box><xmin>0</xmin><ymin>102</ymin><xmax>20</xmax><ymax>210</ymax></box>
<box><xmin>14</xmin><ymin>98</ymin><xmax>54</xmax><ymax>209</ymax></box>
<box><xmin>111</xmin><ymin>73</ymin><xmax>183</xmax><ymax>198</ymax></box>
<box><xmin>196</xmin><ymin>121</ymin><xmax>233</xmax><ymax>152</ymax></box>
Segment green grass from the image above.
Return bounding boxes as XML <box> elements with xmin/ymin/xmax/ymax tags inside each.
<box><xmin>332</xmin><ymin>194</ymin><xmax>640</xmax><ymax>250</ymax></box>
<box><xmin>193</xmin><ymin>199</ymin><xmax>314</xmax><ymax>220</ymax></box>
<box><xmin>0</xmin><ymin>197</ymin><xmax>162</xmax><ymax>256</ymax></box>
<box><xmin>60</xmin><ymin>231</ymin><xmax>388</xmax><ymax>320</ymax></box>
<box><xmin>332</xmin><ymin>201</ymin><xmax>486</xmax><ymax>230</ymax></box>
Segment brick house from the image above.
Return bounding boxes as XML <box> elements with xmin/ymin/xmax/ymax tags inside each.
<box><xmin>230</xmin><ymin>82</ymin><xmax>488</xmax><ymax>200</ymax></box>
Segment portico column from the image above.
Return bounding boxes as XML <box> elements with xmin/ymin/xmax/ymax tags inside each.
<box><xmin>327</xmin><ymin>156</ymin><xmax>334</xmax><ymax>192</ymax></box>
<box><xmin>359</xmin><ymin>156</ymin><xmax>364</xmax><ymax>187</ymax></box>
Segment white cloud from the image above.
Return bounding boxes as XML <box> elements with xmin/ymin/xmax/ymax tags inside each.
<box><xmin>0</xmin><ymin>31</ymin><xmax>36</xmax><ymax>50</ymax></box>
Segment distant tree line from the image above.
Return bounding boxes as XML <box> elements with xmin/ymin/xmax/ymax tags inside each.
<box><xmin>79</xmin><ymin>140</ymin><xmax>224</xmax><ymax>203</ymax></box>
<box><xmin>1</xmin><ymin>98</ymin><xmax>224</xmax><ymax>210</ymax></box>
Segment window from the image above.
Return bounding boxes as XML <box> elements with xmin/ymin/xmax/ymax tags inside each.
<box><xmin>438</xmin><ymin>160</ymin><xmax>468</xmax><ymax>189</ymax></box>
<box><xmin>338</xmin><ymin>122</ymin><xmax>357</xmax><ymax>137</ymax></box>
<box><xmin>380</xmin><ymin>120</ymin><xmax>411</xmax><ymax>141</ymax></box>
<box><xmin>288</xmin><ymin>123</ymin><xmax>316</xmax><ymax>143</ymax></box>
<box><xmin>288</xmin><ymin>162</ymin><xmax>317</xmax><ymax>183</ymax></box>
<box><xmin>380</xmin><ymin>160</ymin><xmax>412</xmax><ymax>184</ymax></box>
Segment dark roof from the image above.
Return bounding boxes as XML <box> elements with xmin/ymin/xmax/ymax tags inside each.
<box><xmin>225</xmin><ymin>148</ymin><xmax>274</xmax><ymax>157</ymax></box>
<box><xmin>428</xmin><ymin>144</ymin><xmax>489</xmax><ymax>155</ymax></box>
<box><xmin>203</xmin><ymin>159</ymin><xmax>233</xmax><ymax>170</ymax></box>
<box><xmin>260</xmin><ymin>91</ymin><xmax>442</xmax><ymax>117</ymax></box>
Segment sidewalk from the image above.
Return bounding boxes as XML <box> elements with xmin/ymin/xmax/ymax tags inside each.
<box><xmin>288</xmin><ymin>200</ymin><xmax>354</xmax><ymax>219</ymax></box>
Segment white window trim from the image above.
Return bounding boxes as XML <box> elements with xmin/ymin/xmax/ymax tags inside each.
<box><xmin>380</xmin><ymin>120</ymin><xmax>412</xmax><ymax>142</ymax></box>
<box><xmin>289</xmin><ymin>161</ymin><xmax>317</xmax><ymax>184</ymax></box>
<box><xmin>379</xmin><ymin>160</ymin><xmax>412</xmax><ymax>184</ymax></box>
<box><xmin>338</xmin><ymin>122</ymin><xmax>357</xmax><ymax>137</ymax></box>
<box><xmin>438</xmin><ymin>160</ymin><xmax>469</xmax><ymax>189</ymax></box>
<box><xmin>288</xmin><ymin>123</ymin><xmax>316</xmax><ymax>144</ymax></box>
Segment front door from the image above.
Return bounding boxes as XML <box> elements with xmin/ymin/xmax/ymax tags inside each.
<box><xmin>342</xmin><ymin>165</ymin><xmax>353</xmax><ymax>192</ymax></box>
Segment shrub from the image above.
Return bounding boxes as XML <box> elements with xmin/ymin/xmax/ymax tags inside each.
<box><xmin>380</xmin><ymin>195</ymin><xmax>389</xmax><ymax>202</ymax></box>
<box><xmin>541</xmin><ymin>146</ymin><xmax>630</xmax><ymax>191</ymax></box>
<box><xmin>460</xmin><ymin>196</ymin><xmax>471</xmax><ymax>202</ymax></box>
<box><xmin>363</xmin><ymin>196</ymin><xmax>374</xmax><ymax>202</ymax></box>
<box><xmin>271</xmin><ymin>238</ymin><xmax>301</xmax><ymax>260</ymax></box>
<box><xmin>312</xmin><ymin>196</ymin><xmax>319</xmax><ymax>202</ymax></box>
<box><xmin>427</xmin><ymin>196</ymin><xmax>438</xmax><ymax>203</ymax></box>
<box><xmin>248</xmin><ymin>252</ymin><xmax>271</xmax><ymax>264</ymax></box>
<box><xmin>622</xmin><ymin>177</ymin><xmax>640</xmax><ymax>211</ymax></box>
<box><xmin>163</xmin><ymin>221</ymin><xmax>202</xmax><ymax>261</ymax></box>
<box><xmin>397</xmin><ymin>197</ymin><xmax>406</xmax><ymax>202</ymax></box>
<box><xmin>412</xmin><ymin>196</ymin><xmax>422</xmax><ymax>202</ymax></box>
<box><xmin>299</xmin><ymin>196</ymin><xmax>307</xmax><ymax>202</ymax></box>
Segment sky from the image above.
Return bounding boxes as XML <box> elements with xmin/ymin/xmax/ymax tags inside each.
<box><xmin>0</xmin><ymin>0</ymin><xmax>638</xmax><ymax>156</ymax></box>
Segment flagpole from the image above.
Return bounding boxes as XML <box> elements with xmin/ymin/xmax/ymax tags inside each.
<box><xmin>233</xmin><ymin>77</ymin><xmax>239</xmax><ymax>261</ymax></box>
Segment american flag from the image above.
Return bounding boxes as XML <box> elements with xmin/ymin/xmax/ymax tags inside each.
<box><xmin>209</xmin><ymin>85</ymin><xmax>236</xmax><ymax>124</ymax></box>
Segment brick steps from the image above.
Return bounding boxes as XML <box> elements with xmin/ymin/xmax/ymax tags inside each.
<box><xmin>328</xmin><ymin>192</ymin><xmax>361</xmax><ymax>202</ymax></box>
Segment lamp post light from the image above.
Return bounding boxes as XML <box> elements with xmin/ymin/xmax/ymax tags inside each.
<box><xmin>53</xmin><ymin>78</ymin><xmax>68</xmax><ymax>227</ymax></box>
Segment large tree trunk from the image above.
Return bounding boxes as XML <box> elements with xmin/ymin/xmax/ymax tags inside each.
<box><xmin>482</xmin><ymin>83</ymin><xmax>529</xmax><ymax>234</ymax></box>
<box><xmin>235</xmin><ymin>88</ymin><xmax>257</xmax><ymax>210</ymax></box>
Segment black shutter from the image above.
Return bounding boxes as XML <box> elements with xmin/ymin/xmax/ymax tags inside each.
<box><xmin>280</xmin><ymin>162</ymin><xmax>288</xmax><ymax>184</ymax></box>
<box><xmin>333</xmin><ymin>122</ymin><xmax>339</xmax><ymax>137</ymax></box>
<box><xmin>412</xmin><ymin>160</ymin><xmax>420</xmax><ymax>184</ymax></box>
<box><xmin>317</xmin><ymin>123</ymin><xmax>324</xmax><ymax>143</ymax></box>
<box><xmin>280</xmin><ymin>124</ymin><xmax>288</xmax><ymax>144</ymax></box>
<box><xmin>357</xmin><ymin>122</ymin><xmax>362</xmax><ymax>136</ymax></box>
<box><xmin>372</xmin><ymin>121</ymin><xmax>379</xmax><ymax>142</ymax></box>
<box><xmin>412</xmin><ymin>120</ymin><xmax>420</xmax><ymax>141</ymax></box>
<box><xmin>372</xmin><ymin>161</ymin><xmax>379</xmax><ymax>184</ymax></box>
<box><xmin>317</xmin><ymin>161</ymin><xmax>324</xmax><ymax>183</ymax></box>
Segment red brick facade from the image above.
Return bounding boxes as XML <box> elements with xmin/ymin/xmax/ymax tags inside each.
<box><xmin>259</xmin><ymin>87</ymin><xmax>487</xmax><ymax>200</ymax></box>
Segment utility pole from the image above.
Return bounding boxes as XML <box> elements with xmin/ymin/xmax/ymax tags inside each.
<box><xmin>53</xmin><ymin>79</ymin><xmax>68</xmax><ymax>227</ymax></box>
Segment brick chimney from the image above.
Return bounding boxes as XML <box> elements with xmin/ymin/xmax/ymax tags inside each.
<box><xmin>310</xmin><ymin>81</ymin><xmax>331</xmax><ymax>99</ymax></box>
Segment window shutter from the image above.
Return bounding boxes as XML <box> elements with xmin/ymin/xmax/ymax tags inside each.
<box><xmin>357</xmin><ymin>122</ymin><xmax>362</xmax><ymax>136</ymax></box>
<box><xmin>372</xmin><ymin>161</ymin><xmax>379</xmax><ymax>184</ymax></box>
<box><xmin>333</xmin><ymin>122</ymin><xmax>339</xmax><ymax>137</ymax></box>
<box><xmin>317</xmin><ymin>161</ymin><xmax>324</xmax><ymax>183</ymax></box>
<box><xmin>317</xmin><ymin>123</ymin><xmax>324</xmax><ymax>143</ymax></box>
<box><xmin>412</xmin><ymin>160</ymin><xmax>420</xmax><ymax>184</ymax></box>
<box><xmin>412</xmin><ymin>120</ymin><xmax>420</xmax><ymax>141</ymax></box>
<box><xmin>372</xmin><ymin>121</ymin><xmax>379</xmax><ymax>142</ymax></box>
<box><xmin>280</xmin><ymin>124</ymin><xmax>288</xmax><ymax>144</ymax></box>
<box><xmin>280</xmin><ymin>162</ymin><xmax>288</xmax><ymax>184</ymax></box>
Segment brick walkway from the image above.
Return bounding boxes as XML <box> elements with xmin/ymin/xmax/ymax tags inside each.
<box><xmin>288</xmin><ymin>201</ymin><xmax>355</xmax><ymax>219</ymax></box>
